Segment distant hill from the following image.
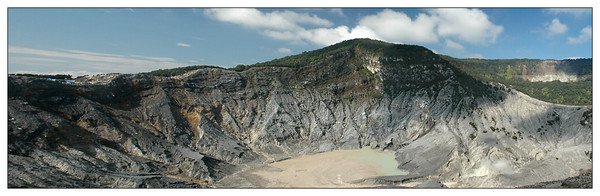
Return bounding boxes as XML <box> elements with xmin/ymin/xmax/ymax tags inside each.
<box><xmin>443</xmin><ymin>56</ymin><xmax>592</xmax><ymax>105</ymax></box>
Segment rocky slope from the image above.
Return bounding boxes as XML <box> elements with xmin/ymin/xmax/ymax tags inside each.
<box><xmin>7</xmin><ymin>39</ymin><xmax>592</xmax><ymax>188</ymax></box>
<box><xmin>520</xmin><ymin>171</ymin><xmax>592</xmax><ymax>188</ymax></box>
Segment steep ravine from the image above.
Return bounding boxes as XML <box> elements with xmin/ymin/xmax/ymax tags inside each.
<box><xmin>7</xmin><ymin>39</ymin><xmax>592</xmax><ymax>188</ymax></box>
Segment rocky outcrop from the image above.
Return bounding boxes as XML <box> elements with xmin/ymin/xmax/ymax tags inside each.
<box><xmin>7</xmin><ymin>39</ymin><xmax>592</xmax><ymax>188</ymax></box>
<box><xmin>520</xmin><ymin>171</ymin><xmax>592</xmax><ymax>188</ymax></box>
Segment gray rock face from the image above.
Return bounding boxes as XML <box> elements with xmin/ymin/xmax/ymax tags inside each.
<box><xmin>520</xmin><ymin>171</ymin><xmax>592</xmax><ymax>188</ymax></box>
<box><xmin>7</xmin><ymin>43</ymin><xmax>592</xmax><ymax>188</ymax></box>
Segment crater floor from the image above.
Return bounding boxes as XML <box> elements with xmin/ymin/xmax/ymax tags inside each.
<box><xmin>217</xmin><ymin>148</ymin><xmax>408</xmax><ymax>188</ymax></box>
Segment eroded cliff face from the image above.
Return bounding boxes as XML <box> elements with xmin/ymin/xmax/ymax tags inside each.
<box><xmin>520</xmin><ymin>60</ymin><xmax>591</xmax><ymax>82</ymax></box>
<box><xmin>446</xmin><ymin>57</ymin><xmax>592</xmax><ymax>83</ymax></box>
<box><xmin>7</xmin><ymin>40</ymin><xmax>592</xmax><ymax>188</ymax></box>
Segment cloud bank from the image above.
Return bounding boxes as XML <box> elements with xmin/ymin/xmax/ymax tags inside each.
<box><xmin>9</xmin><ymin>46</ymin><xmax>184</xmax><ymax>75</ymax></box>
<box><xmin>205</xmin><ymin>8</ymin><xmax>503</xmax><ymax>47</ymax></box>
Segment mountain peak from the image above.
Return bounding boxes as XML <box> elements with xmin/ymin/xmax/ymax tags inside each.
<box><xmin>328</xmin><ymin>38</ymin><xmax>392</xmax><ymax>49</ymax></box>
<box><xmin>255</xmin><ymin>38</ymin><xmax>438</xmax><ymax>68</ymax></box>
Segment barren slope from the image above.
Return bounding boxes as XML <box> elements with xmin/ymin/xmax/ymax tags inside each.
<box><xmin>7</xmin><ymin>39</ymin><xmax>592</xmax><ymax>188</ymax></box>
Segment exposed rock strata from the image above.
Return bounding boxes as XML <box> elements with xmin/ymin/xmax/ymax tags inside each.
<box><xmin>8</xmin><ymin>39</ymin><xmax>592</xmax><ymax>188</ymax></box>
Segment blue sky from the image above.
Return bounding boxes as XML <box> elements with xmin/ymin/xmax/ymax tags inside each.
<box><xmin>8</xmin><ymin>8</ymin><xmax>592</xmax><ymax>75</ymax></box>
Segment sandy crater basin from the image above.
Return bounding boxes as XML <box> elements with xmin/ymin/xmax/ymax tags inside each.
<box><xmin>250</xmin><ymin>148</ymin><xmax>408</xmax><ymax>188</ymax></box>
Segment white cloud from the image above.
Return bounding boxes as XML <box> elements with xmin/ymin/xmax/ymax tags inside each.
<box><xmin>9</xmin><ymin>46</ymin><xmax>184</xmax><ymax>74</ymax></box>
<box><xmin>9</xmin><ymin>46</ymin><xmax>174</xmax><ymax>64</ymax></box>
<box><xmin>300</xmin><ymin>26</ymin><xmax>381</xmax><ymax>46</ymax></box>
<box><xmin>567</xmin><ymin>26</ymin><xmax>592</xmax><ymax>44</ymax></box>
<box><xmin>263</xmin><ymin>25</ymin><xmax>381</xmax><ymax>46</ymax></box>
<box><xmin>358</xmin><ymin>10</ymin><xmax>439</xmax><ymax>44</ymax></box>
<box><xmin>277</xmin><ymin>47</ymin><xmax>292</xmax><ymax>53</ymax></box>
<box><xmin>353</xmin><ymin>9</ymin><xmax>503</xmax><ymax>46</ymax></box>
<box><xmin>445</xmin><ymin>39</ymin><xmax>464</xmax><ymax>51</ymax></box>
<box><xmin>205</xmin><ymin>8</ymin><xmax>502</xmax><ymax>47</ymax></box>
<box><xmin>546</xmin><ymin>18</ymin><xmax>568</xmax><ymax>35</ymax></box>
<box><xmin>355</xmin><ymin>9</ymin><xmax>503</xmax><ymax>45</ymax></box>
<box><xmin>10</xmin><ymin>56</ymin><xmax>69</xmax><ymax>64</ymax></box>
<box><xmin>177</xmin><ymin>43</ymin><xmax>192</xmax><ymax>47</ymax></box>
<box><xmin>545</xmin><ymin>8</ymin><xmax>591</xmax><ymax>18</ymax></box>
<box><xmin>204</xmin><ymin>8</ymin><xmax>332</xmax><ymax>31</ymax></box>
<box><xmin>429</xmin><ymin>9</ymin><xmax>503</xmax><ymax>45</ymax></box>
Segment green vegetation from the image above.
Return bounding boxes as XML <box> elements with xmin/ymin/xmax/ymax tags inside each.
<box><xmin>146</xmin><ymin>65</ymin><xmax>223</xmax><ymax>77</ymax></box>
<box><xmin>377</xmin><ymin>44</ymin><xmax>449</xmax><ymax>96</ymax></box>
<box><xmin>358</xmin><ymin>67</ymin><xmax>378</xmax><ymax>83</ymax></box>
<box><xmin>229</xmin><ymin>64</ymin><xmax>250</xmax><ymax>72</ymax></box>
<box><xmin>252</xmin><ymin>38</ymin><xmax>392</xmax><ymax>68</ymax></box>
<box><xmin>443</xmin><ymin>57</ymin><xmax>592</xmax><ymax>105</ymax></box>
<box><xmin>232</xmin><ymin>38</ymin><xmax>448</xmax><ymax>96</ymax></box>
<box><xmin>513</xmin><ymin>80</ymin><xmax>591</xmax><ymax>105</ymax></box>
<box><xmin>245</xmin><ymin>38</ymin><xmax>437</xmax><ymax>67</ymax></box>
